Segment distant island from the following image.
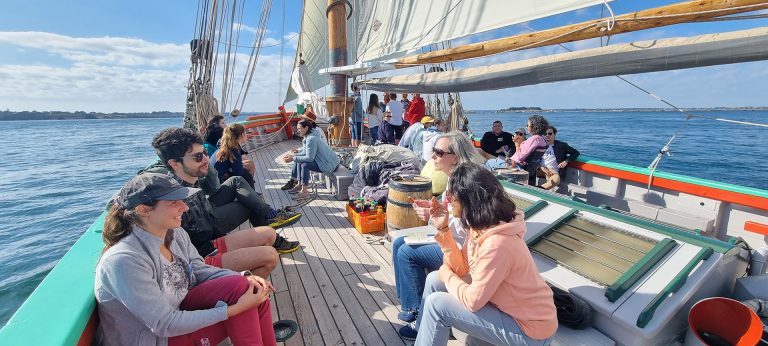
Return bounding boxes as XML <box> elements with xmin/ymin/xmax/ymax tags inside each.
<box><xmin>0</xmin><ymin>110</ymin><xmax>183</xmax><ymax>121</ymax></box>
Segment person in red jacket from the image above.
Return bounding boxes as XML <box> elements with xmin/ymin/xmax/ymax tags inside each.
<box><xmin>406</xmin><ymin>93</ymin><xmax>426</xmax><ymax>125</ymax></box>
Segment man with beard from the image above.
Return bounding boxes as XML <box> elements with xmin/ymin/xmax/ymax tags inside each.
<box><xmin>140</xmin><ymin>127</ymin><xmax>301</xmax><ymax>276</ymax></box>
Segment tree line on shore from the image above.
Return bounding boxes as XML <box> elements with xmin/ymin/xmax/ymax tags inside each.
<box><xmin>0</xmin><ymin>110</ymin><xmax>183</xmax><ymax>121</ymax></box>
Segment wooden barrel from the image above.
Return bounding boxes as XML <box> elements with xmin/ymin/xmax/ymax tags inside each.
<box><xmin>387</xmin><ymin>175</ymin><xmax>433</xmax><ymax>232</ymax></box>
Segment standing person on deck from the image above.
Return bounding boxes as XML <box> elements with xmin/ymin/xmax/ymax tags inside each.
<box><xmin>405</xmin><ymin>93</ymin><xmax>426</xmax><ymax>125</ymax></box>
<box><xmin>385</xmin><ymin>93</ymin><xmax>405</xmax><ymax>143</ymax></box>
<box><xmin>401</xmin><ymin>93</ymin><xmax>412</xmax><ymax>125</ymax></box>
<box><xmin>350</xmin><ymin>85</ymin><xmax>364</xmax><ymax>147</ymax></box>
<box><xmin>143</xmin><ymin>128</ymin><xmax>302</xmax><ymax>270</ymax></box>
<box><xmin>281</xmin><ymin>119</ymin><xmax>340</xmax><ymax>200</ymax></box>
<box><xmin>96</xmin><ymin>173</ymin><xmax>279</xmax><ymax>346</ymax></box>
<box><xmin>365</xmin><ymin>93</ymin><xmax>383</xmax><ymax>145</ymax></box>
<box><xmin>213</xmin><ymin>124</ymin><xmax>256</xmax><ymax>189</ymax></box>
<box><xmin>394</xmin><ymin>131</ymin><xmax>485</xmax><ymax>340</ymax></box>
<box><xmin>480</xmin><ymin>120</ymin><xmax>514</xmax><ymax>159</ymax></box>
<box><xmin>411</xmin><ymin>164</ymin><xmax>557</xmax><ymax>345</ymax></box>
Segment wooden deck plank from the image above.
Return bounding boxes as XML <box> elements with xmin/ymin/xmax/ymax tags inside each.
<box><xmin>247</xmin><ymin>140</ymin><xmax>408</xmax><ymax>345</ymax></box>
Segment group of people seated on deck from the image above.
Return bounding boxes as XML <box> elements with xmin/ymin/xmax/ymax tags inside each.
<box><xmin>95</xmin><ymin>125</ymin><xmax>304</xmax><ymax>345</ymax></box>
<box><xmin>393</xmin><ymin>130</ymin><xmax>559</xmax><ymax>345</ymax></box>
<box><xmin>479</xmin><ymin>115</ymin><xmax>579</xmax><ymax>190</ymax></box>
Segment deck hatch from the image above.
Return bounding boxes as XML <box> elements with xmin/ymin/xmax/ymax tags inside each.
<box><xmin>531</xmin><ymin>216</ymin><xmax>676</xmax><ymax>299</ymax></box>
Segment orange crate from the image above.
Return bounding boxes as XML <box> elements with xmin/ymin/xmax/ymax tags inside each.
<box><xmin>346</xmin><ymin>204</ymin><xmax>386</xmax><ymax>234</ymax></box>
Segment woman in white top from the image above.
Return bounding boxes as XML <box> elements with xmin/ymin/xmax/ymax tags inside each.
<box><xmin>365</xmin><ymin>93</ymin><xmax>383</xmax><ymax>145</ymax></box>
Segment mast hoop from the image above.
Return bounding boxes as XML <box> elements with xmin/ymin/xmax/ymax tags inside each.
<box><xmin>325</xmin><ymin>0</ymin><xmax>352</xmax><ymax>20</ymax></box>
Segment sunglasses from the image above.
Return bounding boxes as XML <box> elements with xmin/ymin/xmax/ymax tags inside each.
<box><xmin>432</xmin><ymin>148</ymin><xmax>455</xmax><ymax>158</ymax></box>
<box><xmin>180</xmin><ymin>151</ymin><xmax>207</xmax><ymax>163</ymax></box>
<box><xmin>515</xmin><ymin>132</ymin><xmax>524</xmax><ymax>136</ymax></box>
<box><xmin>545</xmin><ymin>132</ymin><xmax>554</xmax><ymax>136</ymax></box>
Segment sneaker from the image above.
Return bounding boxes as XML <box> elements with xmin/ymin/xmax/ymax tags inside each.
<box><xmin>397</xmin><ymin>310</ymin><xmax>417</xmax><ymax>323</ymax></box>
<box><xmin>398</xmin><ymin>322</ymin><xmax>418</xmax><ymax>341</ymax></box>
<box><xmin>281</xmin><ymin>179</ymin><xmax>298</xmax><ymax>191</ymax></box>
<box><xmin>273</xmin><ymin>235</ymin><xmax>301</xmax><ymax>254</ymax></box>
<box><xmin>268</xmin><ymin>208</ymin><xmax>302</xmax><ymax>229</ymax></box>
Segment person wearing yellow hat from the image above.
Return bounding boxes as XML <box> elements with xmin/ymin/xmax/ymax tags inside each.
<box><xmin>399</xmin><ymin>115</ymin><xmax>434</xmax><ymax>151</ymax></box>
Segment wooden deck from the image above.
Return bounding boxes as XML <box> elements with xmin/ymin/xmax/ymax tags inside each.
<box><xmin>247</xmin><ymin>140</ymin><xmax>407</xmax><ymax>346</ymax></box>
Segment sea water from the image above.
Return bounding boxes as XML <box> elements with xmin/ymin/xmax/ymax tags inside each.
<box><xmin>0</xmin><ymin>111</ymin><xmax>766</xmax><ymax>325</ymax></box>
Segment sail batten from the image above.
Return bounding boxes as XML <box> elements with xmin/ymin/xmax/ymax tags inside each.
<box><xmin>356</xmin><ymin>27</ymin><xmax>768</xmax><ymax>93</ymax></box>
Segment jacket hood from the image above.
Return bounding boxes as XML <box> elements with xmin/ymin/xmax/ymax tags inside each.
<box><xmin>475</xmin><ymin>210</ymin><xmax>525</xmax><ymax>244</ymax></box>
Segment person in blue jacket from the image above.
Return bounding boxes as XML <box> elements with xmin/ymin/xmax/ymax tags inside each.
<box><xmin>281</xmin><ymin>119</ymin><xmax>340</xmax><ymax>200</ymax></box>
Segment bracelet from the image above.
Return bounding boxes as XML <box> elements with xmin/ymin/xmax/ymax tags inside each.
<box><xmin>436</xmin><ymin>225</ymin><xmax>449</xmax><ymax>232</ymax></box>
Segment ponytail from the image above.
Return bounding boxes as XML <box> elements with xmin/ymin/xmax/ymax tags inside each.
<box><xmin>102</xmin><ymin>202</ymin><xmax>155</xmax><ymax>251</ymax></box>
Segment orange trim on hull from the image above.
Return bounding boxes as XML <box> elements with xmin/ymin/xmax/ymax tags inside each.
<box><xmin>572</xmin><ymin>161</ymin><xmax>768</xmax><ymax>211</ymax></box>
<box><xmin>76</xmin><ymin>311</ymin><xmax>98</xmax><ymax>346</ymax></box>
<box><xmin>745</xmin><ymin>221</ymin><xmax>768</xmax><ymax>236</ymax></box>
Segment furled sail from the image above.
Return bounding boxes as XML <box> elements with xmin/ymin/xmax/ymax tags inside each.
<box><xmin>356</xmin><ymin>27</ymin><xmax>768</xmax><ymax>93</ymax></box>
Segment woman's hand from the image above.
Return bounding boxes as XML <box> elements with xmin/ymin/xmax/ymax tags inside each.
<box><xmin>429</xmin><ymin>196</ymin><xmax>450</xmax><ymax>231</ymax></box>
<box><xmin>282</xmin><ymin>154</ymin><xmax>294</xmax><ymax>163</ymax></box>
<box><xmin>291</xmin><ymin>148</ymin><xmax>299</xmax><ymax>154</ymax></box>
<box><xmin>243</xmin><ymin>157</ymin><xmax>255</xmax><ymax>172</ymax></box>
<box><xmin>228</xmin><ymin>282</ymin><xmax>268</xmax><ymax>317</ymax></box>
<box><xmin>247</xmin><ymin>275</ymin><xmax>275</xmax><ymax>293</ymax></box>
<box><xmin>438</xmin><ymin>264</ymin><xmax>455</xmax><ymax>283</ymax></box>
<box><xmin>410</xmin><ymin>197</ymin><xmax>432</xmax><ymax>221</ymax></box>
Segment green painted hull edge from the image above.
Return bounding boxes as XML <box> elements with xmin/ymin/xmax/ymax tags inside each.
<box><xmin>0</xmin><ymin>212</ymin><xmax>105</xmax><ymax>344</ymax></box>
<box><xmin>576</xmin><ymin>155</ymin><xmax>767</xmax><ymax>199</ymax></box>
<box><xmin>500</xmin><ymin>181</ymin><xmax>735</xmax><ymax>254</ymax></box>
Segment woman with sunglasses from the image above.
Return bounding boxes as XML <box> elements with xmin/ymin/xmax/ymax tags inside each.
<box><xmin>395</xmin><ymin>131</ymin><xmax>485</xmax><ymax>340</ymax></box>
<box><xmin>213</xmin><ymin>124</ymin><xmax>256</xmax><ymax>189</ymax></box>
<box><xmin>377</xmin><ymin>112</ymin><xmax>396</xmax><ymax>145</ymax></box>
<box><xmin>414</xmin><ymin>163</ymin><xmax>556</xmax><ymax>345</ymax></box>
<box><xmin>281</xmin><ymin>119</ymin><xmax>340</xmax><ymax>200</ymax></box>
<box><xmin>96</xmin><ymin>173</ymin><xmax>277</xmax><ymax>346</ymax></box>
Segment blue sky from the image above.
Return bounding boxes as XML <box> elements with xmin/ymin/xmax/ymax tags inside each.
<box><xmin>0</xmin><ymin>0</ymin><xmax>766</xmax><ymax>112</ymax></box>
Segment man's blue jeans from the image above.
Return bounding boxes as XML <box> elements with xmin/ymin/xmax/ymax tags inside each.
<box><xmin>415</xmin><ymin>271</ymin><xmax>550</xmax><ymax>346</ymax></box>
<box><xmin>392</xmin><ymin>235</ymin><xmax>444</xmax><ymax>313</ymax></box>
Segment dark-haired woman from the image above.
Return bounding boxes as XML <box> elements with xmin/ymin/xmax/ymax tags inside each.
<box><xmin>365</xmin><ymin>93</ymin><xmax>383</xmax><ymax>144</ymax></box>
<box><xmin>213</xmin><ymin>124</ymin><xmax>256</xmax><ymax>188</ymax></box>
<box><xmin>281</xmin><ymin>119</ymin><xmax>340</xmax><ymax>200</ymax></box>
<box><xmin>412</xmin><ymin>163</ymin><xmax>557</xmax><ymax>345</ymax></box>
<box><xmin>203</xmin><ymin>115</ymin><xmax>225</xmax><ymax>156</ymax></box>
<box><xmin>95</xmin><ymin>172</ymin><xmax>277</xmax><ymax>345</ymax></box>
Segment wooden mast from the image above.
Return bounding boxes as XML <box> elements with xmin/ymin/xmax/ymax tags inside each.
<box><xmin>395</xmin><ymin>0</ymin><xmax>768</xmax><ymax>68</ymax></box>
<box><xmin>325</xmin><ymin>0</ymin><xmax>354</xmax><ymax>147</ymax></box>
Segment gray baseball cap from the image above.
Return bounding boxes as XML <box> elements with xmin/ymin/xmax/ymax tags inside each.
<box><xmin>117</xmin><ymin>173</ymin><xmax>200</xmax><ymax>209</ymax></box>
<box><xmin>514</xmin><ymin>128</ymin><xmax>526</xmax><ymax>135</ymax></box>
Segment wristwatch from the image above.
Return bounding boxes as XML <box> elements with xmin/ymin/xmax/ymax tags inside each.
<box><xmin>240</xmin><ymin>270</ymin><xmax>253</xmax><ymax>277</ymax></box>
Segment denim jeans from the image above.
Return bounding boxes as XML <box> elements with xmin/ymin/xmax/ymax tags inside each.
<box><xmin>392</xmin><ymin>235</ymin><xmax>444</xmax><ymax>313</ymax></box>
<box><xmin>415</xmin><ymin>272</ymin><xmax>549</xmax><ymax>346</ymax></box>
<box><xmin>369</xmin><ymin>126</ymin><xmax>379</xmax><ymax>144</ymax></box>
<box><xmin>291</xmin><ymin>160</ymin><xmax>322</xmax><ymax>184</ymax></box>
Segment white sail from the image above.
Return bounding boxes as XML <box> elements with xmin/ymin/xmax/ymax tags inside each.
<box><xmin>354</xmin><ymin>0</ymin><xmax>609</xmax><ymax>63</ymax></box>
<box><xmin>356</xmin><ymin>27</ymin><xmax>768</xmax><ymax>93</ymax></box>
<box><xmin>286</xmin><ymin>0</ymin><xmax>607</xmax><ymax>102</ymax></box>
<box><xmin>285</xmin><ymin>0</ymin><xmax>361</xmax><ymax>102</ymax></box>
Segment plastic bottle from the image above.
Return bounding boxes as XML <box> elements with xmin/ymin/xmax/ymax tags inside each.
<box><xmin>377</xmin><ymin>205</ymin><xmax>384</xmax><ymax>215</ymax></box>
<box><xmin>356</xmin><ymin>197</ymin><xmax>364</xmax><ymax>212</ymax></box>
<box><xmin>348</xmin><ymin>193</ymin><xmax>356</xmax><ymax>207</ymax></box>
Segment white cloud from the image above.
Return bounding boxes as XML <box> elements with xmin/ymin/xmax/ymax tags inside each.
<box><xmin>0</xmin><ymin>32</ymin><xmax>188</xmax><ymax>67</ymax></box>
<box><xmin>0</xmin><ymin>31</ymin><xmax>296</xmax><ymax>112</ymax></box>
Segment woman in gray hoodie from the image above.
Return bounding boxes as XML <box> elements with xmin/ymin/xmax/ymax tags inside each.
<box><xmin>95</xmin><ymin>173</ymin><xmax>276</xmax><ymax>345</ymax></box>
